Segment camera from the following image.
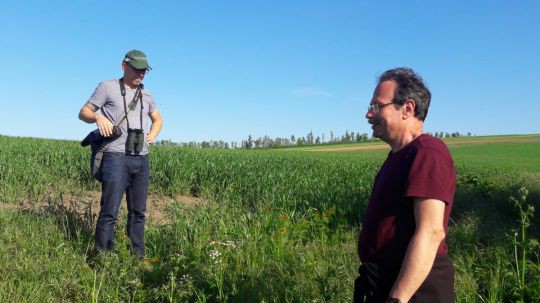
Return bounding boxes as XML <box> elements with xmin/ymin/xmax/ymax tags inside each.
<box><xmin>126</xmin><ymin>128</ymin><xmax>144</xmax><ymax>155</ymax></box>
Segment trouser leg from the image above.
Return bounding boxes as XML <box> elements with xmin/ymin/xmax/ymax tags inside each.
<box><xmin>95</xmin><ymin>153</ymin><xmax>128</xmax><ymax>252</ymax></box>
<box><xmin>126</xmin><ymin>155</ymin><xmax>149</xmax><ymax>256</ymax></box>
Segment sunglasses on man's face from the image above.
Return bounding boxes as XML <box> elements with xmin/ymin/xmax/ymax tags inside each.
<box><xmin>128</xmin><ymin>64</ymin><xmax>149</xmax><ymax>75</ymax></box>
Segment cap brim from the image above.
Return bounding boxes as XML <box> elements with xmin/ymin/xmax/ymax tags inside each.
<box><xmin>127</xmin><ymin>61</ymin><xmax>151</xmax><ymax>70</ymax></box>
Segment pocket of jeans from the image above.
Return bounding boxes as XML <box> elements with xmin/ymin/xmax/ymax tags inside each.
<box><xmin>101</xmin><ymin>153</ymin><xmax>125</xmax><ymax>179</ymax></box>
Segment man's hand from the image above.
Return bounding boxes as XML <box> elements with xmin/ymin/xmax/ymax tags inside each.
<box><xmin>96</xmin><ymin>114</ymin><xmax>114</xmax><ymax>137</ymax></box>
<box><xmin>146</xmin><ymin>133</ymin><xmax>156</xmax><ymax>145</ymax></box>
<box><xmin>79</xmin><ymin>101</ymin><xmax>114</xmax><ymax>136</ymax></box>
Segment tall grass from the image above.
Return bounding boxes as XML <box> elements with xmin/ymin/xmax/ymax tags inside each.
<box><xmin>0</xmin><ymin>136</ymin><xmax>379</xmax><ymax>224</ymax></box>
<box><xmin>0</xmin><ymin>201</ymin><xmax>358</xmax><ymax>302</ymax></box>
<box><xmin>0</xmin><ymin>135</ymin><xmax>539</xmax><ymax>302</ymax></box>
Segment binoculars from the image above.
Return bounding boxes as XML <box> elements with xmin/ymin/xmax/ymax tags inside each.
<box><xmin>126</xmin><ymin>128</ymin><xmax>144</xmax><ymax>155</ymax></box>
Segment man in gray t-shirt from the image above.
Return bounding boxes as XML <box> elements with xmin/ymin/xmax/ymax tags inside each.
<box><xmin>78</xmin><ymin>49</ymin><xmax>163</xmax><ymax>257</ymax></box>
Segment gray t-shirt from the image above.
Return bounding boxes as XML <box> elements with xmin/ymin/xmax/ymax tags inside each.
<box><xmin>89</xmin><ymin>79</ymin><xmax>157</xmax><ymax>155</ymax></box>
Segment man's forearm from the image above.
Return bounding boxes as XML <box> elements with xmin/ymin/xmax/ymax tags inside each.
<box><xmin>147</xmin><ymin>110</ymin><xmax>163</xmax><ymax>141</ymax></box>
<box><xmin>148</xmin><ymin>119</ymin><xmax>163</xmax><ymax>139</ymax></box>
<box><xmin>79</xmin><ymin>102</ymin><xmax>99</xmax><ymax>123</ymax></box>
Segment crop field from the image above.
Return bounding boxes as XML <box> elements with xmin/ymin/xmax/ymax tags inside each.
<box><xmin>0</xmin><ymin>134</ymin><xmax>539</xmax><ymax>302</ymax></box>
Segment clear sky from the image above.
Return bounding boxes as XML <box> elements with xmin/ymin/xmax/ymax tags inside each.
<box><xmin>1</xmin><ymin>1</ymin><xmax>538</xmax><ymax>144</ymax></box>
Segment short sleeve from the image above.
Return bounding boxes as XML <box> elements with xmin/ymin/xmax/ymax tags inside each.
<box><xmin>88</xmin><ymin>82</ymin><xmax>108</xmax><ymax>108</ymax></box>
<box><xmin>405</xmin><ymin>147</ymin><xmax>455</xmax><ymax>204</ymax></box>
<box><xmin>142</xmin><ymin>89</ymin><xmax>157</xmax><ymax>113</ymax></box>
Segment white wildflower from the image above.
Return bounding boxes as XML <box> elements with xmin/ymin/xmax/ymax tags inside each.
<box><xmin>180</xmin><ymin>274</ymin><xmax>193</xmax><ymax>284</ymax></box>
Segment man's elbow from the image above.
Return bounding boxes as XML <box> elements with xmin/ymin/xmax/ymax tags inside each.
<box><xmin>150</xmin><ymin>113</ymin><xmax>163</xmax><ymax>126</ymax></box>
<box><xmin>78</xmin><ymin>110</ymin><xmax>88</xmax><ymax>123</ymax></box>
<box><xmin>431</xmin><ymin>228</ymin><xmax>446</xmax><ymax>244</ymax></box>
<box><xmin>417</xmin><ymin>227</ymin><xmax>446</xmax><ymax>245</ymax></box>
<box><xmin>78</xmin><ymin>109</ymin><xmax>93</xmax><ymax>123</ymax></box>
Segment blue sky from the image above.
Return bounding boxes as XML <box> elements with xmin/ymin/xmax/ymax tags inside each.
<box><xmin>1</xmin><ymin>1</ymin><xmax>538</xmax><ymax>143</ymax></box>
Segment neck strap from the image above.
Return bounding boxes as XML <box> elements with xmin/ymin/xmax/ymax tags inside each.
<box><xmin>118</xmin><ymin>78</ymin><xmax>144</xmax><ymax>129</ymax></box>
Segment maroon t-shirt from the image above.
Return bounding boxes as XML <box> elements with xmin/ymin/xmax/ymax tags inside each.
<box><xmin>358</xmin><ymin>134</ymin><xmax>456</xmax><ymax>269</ymax></box>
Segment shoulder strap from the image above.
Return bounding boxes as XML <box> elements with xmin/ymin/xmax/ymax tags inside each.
<box><xmin>115</xmin><ymin>78</ymin><xmax>142</xmax><ymax>128</ymax></box>
<box><xmin>119</xmin><ymin>78</ymin><xmax>126</xmax><ymax>97</ymax></box>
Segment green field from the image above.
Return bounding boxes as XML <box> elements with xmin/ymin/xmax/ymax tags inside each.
<box><xmin>0</xmin><ymin>135</ymin><xmax>539</xmax><ymax>302</ymax></box>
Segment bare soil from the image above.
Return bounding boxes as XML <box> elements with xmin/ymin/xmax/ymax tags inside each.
<box><xmin>0</xmin><ymin>191</ymin><xmax>206</xmax><ymax>226</ymax></box>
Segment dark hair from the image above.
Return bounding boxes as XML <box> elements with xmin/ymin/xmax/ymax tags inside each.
<box><xmin>378</xmin><ymin>67</ymin><xmax>431</xmax><ymax>121</ymax></box>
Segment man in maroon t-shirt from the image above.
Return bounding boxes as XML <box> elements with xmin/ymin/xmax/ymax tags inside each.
<box><xmin>354</xmin><ymin>68</ymin><xmax>456</xmax><ymax>303</ymax></box>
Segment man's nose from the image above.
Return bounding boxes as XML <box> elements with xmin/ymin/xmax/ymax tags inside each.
<box><xmin>365</xmin><ymin>109</ymin><xmax>374</xmax><ymax>120</ymax></box>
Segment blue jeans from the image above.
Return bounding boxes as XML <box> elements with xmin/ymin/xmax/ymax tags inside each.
<box><xmin>95</xmin><ymin>152</ymin><xmax>150</xmax><ymax>256</ymax></box>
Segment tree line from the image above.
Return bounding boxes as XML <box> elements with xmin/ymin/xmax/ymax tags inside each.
<box><xmin>155</xmin><ymin>131</ymin><xmax>474</xmax><ymax>149</ymax></box>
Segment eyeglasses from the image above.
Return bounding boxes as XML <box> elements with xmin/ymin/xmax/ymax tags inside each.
<box><xmin>367</xmin><ymin>102</ymin><xmax>394</xmax><ymax>113</ymax></box>
<box><xmin>128</xmin><ymin>64</ymin><xmax>149</xmax><ymax>75</ymax></box>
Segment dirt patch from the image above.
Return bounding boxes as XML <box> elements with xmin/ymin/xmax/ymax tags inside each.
<box><xmin>0</xmin><ymin>191</ymin><xmax>207</xmax><ymax>226</ymax></box>
<box><xmin>309</xmin><ymin>144</ymin><xmax>389</xmax><ymax>152</ymax></box>
<box><xmin>442</xmin><ymin>136</ymin><xmax>540</xmax><ymax>145</ymax></box>
<box><xmin>305</xmin><ymin>136</ymin><xmax>540</xmax><ymax>152</ymax></box>
<box><xmin>0</xmin><ymin>203</ymin><xmax>20</xmax><ymax>211</ymax></box>
<box><xmin>146</xmin><ymin>193</ymin><xmax>206</xmax><ymax>224</ymax></box>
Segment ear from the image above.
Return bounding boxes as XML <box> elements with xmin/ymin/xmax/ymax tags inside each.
<box><xmin>402</xmin><ymin>99</ymin><xmax>416</xmax><ymax>118</ymax></box>
<box><xmin>121</xmin><ymin>62</ymin><xmax>127</xmax><ymax>72</ymax></box>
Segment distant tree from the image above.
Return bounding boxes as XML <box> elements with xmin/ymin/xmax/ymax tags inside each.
<box><xmin>242</xmin><ymin>135</ymin><xmax>254</xmax><ymax>149</ymax></box>
<box><xmin>330</xmin><ymin>131</ymin><xmax>334</xmax><ymax>142</ymax></box>
<box><xmin>307</xmin><ymin>131</ymin><xmax>314</xmax><ymax>145</ymax></box>
<box><xmin>262</xmin><ymin>135</ymin><xmax>272</xmax><ymax>148</ymax></box>
<box><xmin>285</xmin><ymin>138</ymin><xmax>291</xmax><ymax>146</ymax></box>
<box><xmin>315</xmin><ymin>136</ymin><xmax>321</xmax><ymax>144</ymax></box>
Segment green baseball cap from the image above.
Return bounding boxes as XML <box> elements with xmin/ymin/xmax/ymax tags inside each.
<box><xmin>123</xmin><ymin>50</ymin><xmax>152</xmax><ymax>70</ymax></box>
